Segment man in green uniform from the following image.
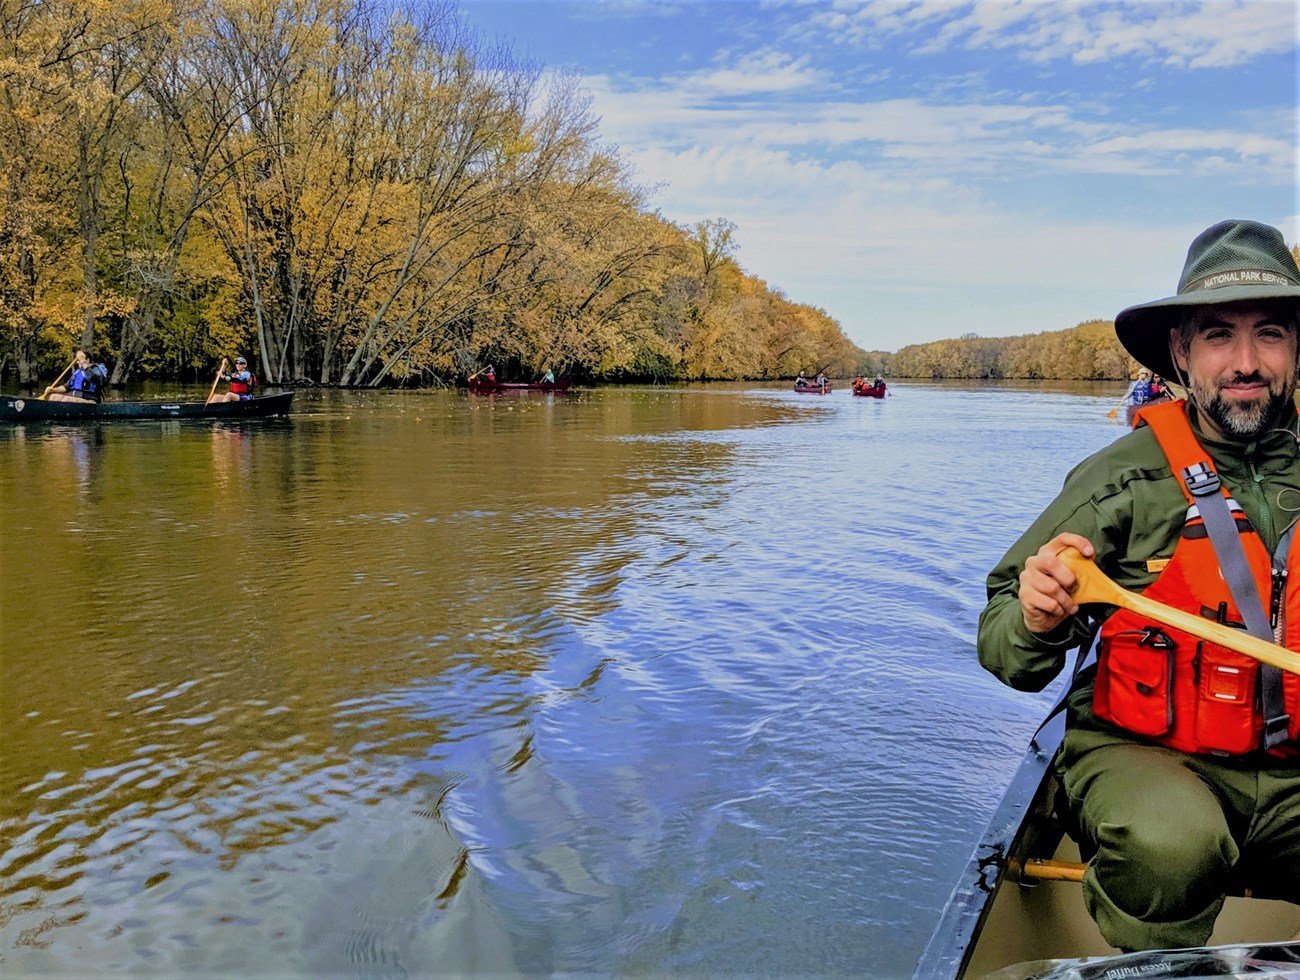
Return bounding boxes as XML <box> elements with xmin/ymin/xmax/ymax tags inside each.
<box><xmin>978</xmin><ymin>219</ymin><xmax>1300</xmax><ymax>951</ymax></box>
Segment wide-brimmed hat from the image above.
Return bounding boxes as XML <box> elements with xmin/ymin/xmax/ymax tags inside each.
<box><xmin>1114</xmin><ymin>219</ymin><xmax>1300</xmax><ymax>379</ymax></box>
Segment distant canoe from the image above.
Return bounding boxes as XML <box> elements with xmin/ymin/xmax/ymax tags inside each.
<box><xmin>852</xmin><ymin>382</ymin><xmax>886</xmax><ymax>398</ymax></box>
<box><xmin>793</xmin><ymin>383</ymin><xmax>832</xmax><ymax>394</ymax></box>
<box><xmin>1125</xmin><ymin>394</ymin><xmax>1174</xmax><ymax>427</ymax></box>
<box><xmin>0</xmin><ymin>391</ymin><xmax>294</xmax><ymax>423</ymax></box>
<box><xmin>468</xmin><ymin>378</ymin><xmax>570</xmax><ymax>393</ymax></box>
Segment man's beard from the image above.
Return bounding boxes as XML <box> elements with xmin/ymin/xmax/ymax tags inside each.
<box><xmin>1191</xmin><ymin>371</ymin><xmax>1295</xmax><ymax>439</ymax></box>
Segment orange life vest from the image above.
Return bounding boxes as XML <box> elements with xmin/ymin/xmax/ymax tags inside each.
<box><xmin>1093</xmin><ymin>399</ymin><xmax>1299</xmax><ymax>757</ymax></box>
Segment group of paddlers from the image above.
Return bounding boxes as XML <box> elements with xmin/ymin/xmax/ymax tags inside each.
<box><xmin>851</xmin><ymin>376</ymin><xmax>885</xmax><ymax>392</ymax></box>
<box><xmin>1120</xmin><ymin>367</ymin><xmax>1172</xmax><ymax>407</ymax></box>
<box><xmin>40</xmin><ymin>351</ymin><xmax>256</xmax><ymax>404</ymax></box>
<box><xmin>795</xmin><ymin>371</ymin><xmax>828</xmax><ymax>388</ymax></box>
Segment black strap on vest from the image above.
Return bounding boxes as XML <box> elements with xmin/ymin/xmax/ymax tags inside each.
<box><xmin>1267</xmin><ymin>524</ymin><xmax>1297</xmax><ymax>747</ymax></box>
<box><xmin>1182</xmin><ymin>463</ymin><xmax>1290</xmax><ymax>749</ymax></box>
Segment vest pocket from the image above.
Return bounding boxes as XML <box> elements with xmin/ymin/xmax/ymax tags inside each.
<box><xmin>1095</xmin><ymin>628</ymin><xmax>1175</xmax><ymax>737</ymax></box>
<box><xmin>1192</xmin><ymin>642</ymin><xmax>1259</xmax><ymax>754</ymax></box>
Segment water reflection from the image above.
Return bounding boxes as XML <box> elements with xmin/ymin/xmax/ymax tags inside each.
<box><xmin>210</xmin><ymin>424</ymin><xmax>254</xmax><ymax>490</ymax></box>
<box><xmin>4</xmin><ymin>424</ymin><xmax>108</xmax><ymax>503</ymax></box>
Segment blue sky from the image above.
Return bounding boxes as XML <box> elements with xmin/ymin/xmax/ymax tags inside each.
<box><xmin>458</xmin><ymin>0</ymin><xmax>1299</xmax><ymax>354</ymax></box>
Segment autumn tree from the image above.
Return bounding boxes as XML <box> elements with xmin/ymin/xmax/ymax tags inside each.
<box><xmin>0</xmin><ymin>0</ymin><xmax>76</xmax><ymax>382</ymax></box>
<box><xmin>0</xmin><ymin>0</ymin><xmax>873</xmax><ymax>388</ymax></box>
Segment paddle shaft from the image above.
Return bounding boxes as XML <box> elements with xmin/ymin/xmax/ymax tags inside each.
<box><xmin>40</xmin><ymin>358</ymin><xmax>76</xmax><ymax>400</ymax></box>
<box><xmin>205</xmin><ymin>358</ymin><xmax>227</xmax><ymax>406</ymax></box>
<box><xmin>1057</xmin><ymin>546</ymin><xmax>1300</xmax><ymax>677</ymax></box>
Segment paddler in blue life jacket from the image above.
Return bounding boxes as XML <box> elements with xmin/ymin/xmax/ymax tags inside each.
<box><xmin>215</xmin><ymin>356</ymin><xmax>257</xmax><ymax>402</ymax></box>
<box><xmin>44</xmin><ymin>349</ymin><xmax>108</xmax><ymax>403</ymax></box>
<box><xmin>1120</xmin><ymin>367</ymin><xmax>1153</xmax><ymax>407</ymax></box>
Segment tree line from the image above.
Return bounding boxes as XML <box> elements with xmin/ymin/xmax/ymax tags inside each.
<box><xmin>888</xmin><ymin>320</ymin><xmax>1133</xmax><ymax>380</ymax></box>
<box><xmin>0</xmin><ymin>0</ymin><xmax>867</xmax><ymax>388</ymax></box>
<box><xmin>885</xmin><ymin>235</ymin><xmax>1298</xmax><ymax>383</ymax></box>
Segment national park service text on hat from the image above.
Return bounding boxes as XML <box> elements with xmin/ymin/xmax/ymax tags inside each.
<box><xmin>1114</xmin><ymin>220</ymin><xmax>1300</xmax><ymax>380</ymax></box>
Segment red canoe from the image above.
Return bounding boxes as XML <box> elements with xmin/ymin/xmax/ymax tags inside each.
<box><xmin>852</xmin><ymin>382</ymin><xmax>886</xmax><ymax>398</ymax></box>
<box><xmin>1125</xmin><ymin>394</ymin><xmax>1172</xmax><ymax>427</ymax></box>
<box><xmin>793</xmin><ymin>383</ymin><xmax>832</xmax><ymax>394</ymax></box>
<box><xmin>468</xmin><ymin>378</ymin><xmax>571</xmax><ymax>393</ymax></box>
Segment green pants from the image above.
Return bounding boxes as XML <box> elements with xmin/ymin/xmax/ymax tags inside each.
<box><xmin>1057</xmin><ymin>728</ymin><xmax>1300</xmax><ymax>951</ymax></box>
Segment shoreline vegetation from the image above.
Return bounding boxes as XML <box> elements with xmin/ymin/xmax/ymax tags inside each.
<box><xmin>3</xmin><ymin>0</ymin><xmax>868</xmax><ymax>391</ymax></box>
<box><xmin>7</xmin><ymin>1</ymin><xmax>1296</xmax><ymax>391</ymax></box>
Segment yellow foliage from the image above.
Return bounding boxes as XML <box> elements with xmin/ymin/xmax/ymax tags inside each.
<box><xmin>891</xmin><ymin>321</ymin><xmax>1131</xmax><ymax>380</ymax></box>
<box><xmin>0</xmin><ymin>0</ymin><xmax>870</xmax><ymax>385</ymax></box>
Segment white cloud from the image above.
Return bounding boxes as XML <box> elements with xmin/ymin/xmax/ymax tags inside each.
<box><xmin>516</xmin><ymin>1</ymin><xmax>1296</xmax><ymax>349</ymax></box>
<box><xmin>618</xmin><ymin>136</ymin><xmax>1198</xmax><ymax>347</ymax></box>
<box><xmin>1077</xmin><ymin>127</ymin><xmax>1296</xmax><ymax>178</ymax></box>
<box><xmin>586</xmin><ymin>67</ymin><xmax>1283</xmax><ymax>182</ymax></box>
<box><xmin>804</xmin><ymin>0</ymin><xmax>1298</xmax><ymax>69</ymax></box>
<box><xmin>686</xmin><ymin>49</ymin><xmax>829</xmax><ymax>94</ymax></box>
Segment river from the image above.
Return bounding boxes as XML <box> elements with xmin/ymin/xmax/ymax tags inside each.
<box><xmin>0</xmin><ymin>380</ymin><xmax>1125</xmax><ymax>978</ymax></box>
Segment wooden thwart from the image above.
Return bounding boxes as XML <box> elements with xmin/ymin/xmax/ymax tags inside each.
<box><xmin>1020</xmin><ymin>858</ymin><xmax>1087</xmax><ymax>883</ymax></box>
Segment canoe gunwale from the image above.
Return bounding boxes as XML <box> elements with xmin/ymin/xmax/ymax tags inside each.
<box><xmin>913</xmin><ymin>712</ymin><xmax>1067</xmax><ymax>979</ymax></box>
<box><xmin>0</xmin><ymin>391</ymin><xmax>294</xmax><ymax>422</ymax></box>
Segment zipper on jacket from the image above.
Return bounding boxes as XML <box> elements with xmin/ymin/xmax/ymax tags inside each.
<box><xmin>1247</xmin><ymin>459</ymin><xmax>1275</xmax><ymax>546</ymax></box>
<box><xmin>1271</xmin><ymin>560</ymin><xmax>1287</xmax><ymax>642</ymax></box>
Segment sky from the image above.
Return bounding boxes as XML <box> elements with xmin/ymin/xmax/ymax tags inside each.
<box><xmin>456</xmin><ymin>0</ymin><xmax>1299</xmax><ymax>354</ymax></box>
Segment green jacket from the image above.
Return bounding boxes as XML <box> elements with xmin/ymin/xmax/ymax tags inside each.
<box><xmin>978</xmin><ymin>400</ymin><xmax>1300</xmax><ymax>737</ymax></box>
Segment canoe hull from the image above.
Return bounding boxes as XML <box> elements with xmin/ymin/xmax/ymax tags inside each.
<box><xmin>852</xmin><ymin>384</ymin><xmax>886</xmax><ymax>398</ymax></box>
<box><xmin>0</xmin><ymin>391</ymin><xmax>294</xmax><ymax>422</ymax></box>
<box><xmin>793</xmin><ymin>384</ymin><xmax>832</xmax><ymax>394</ymax></box>
<box><xmin>468</xmin><ymin>379</ymin><xmax>570</xmax><ymax>393</ymax></box>
<box><xmin>1126</xmin><ymin>394</ymin><xmax>1173</xmax><ymax>427</ymax></box>
<box><xmin>915</xmin><ymin>712</ymin><xmax>1300</xmax><ymax>978</ymax></box>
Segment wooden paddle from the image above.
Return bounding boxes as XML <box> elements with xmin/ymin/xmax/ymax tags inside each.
<box><xmin>205</xmin><ymin>358</ymin><xmax>227</xmax><ymax>406</ymax></box>
<box><xmin>1057</xmin><ymin>546</ymin><xmax>1300</xmax><ymax>677</ymax></box>
<box><xmin>40</xmin><ymin>358</ymin><xmax>76</xmax><ymax>400</ymax></box>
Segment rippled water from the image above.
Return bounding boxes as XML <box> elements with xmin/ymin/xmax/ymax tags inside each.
<box><xmin>0</xmin><ymin>380</ymin><xmax>1124</xmax><ymax>978</ymax></box>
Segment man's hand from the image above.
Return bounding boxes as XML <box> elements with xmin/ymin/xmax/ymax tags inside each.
<box><xmin>1019</xmin><ymin>532</ymin><xmax>1095</xmax><ymax>634</ymax></box>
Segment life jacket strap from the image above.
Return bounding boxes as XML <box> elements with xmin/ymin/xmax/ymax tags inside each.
<box><xmin>1182</xmin><ymin>461</ymin><xmax>1289</xmax><ymax>749</ymax></box>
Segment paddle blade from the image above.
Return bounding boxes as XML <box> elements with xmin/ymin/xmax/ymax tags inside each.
<box><xmin>1106</xmin><ymin>407</ymin><xmax>1119</xmax><ymax>419</ymax></box>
